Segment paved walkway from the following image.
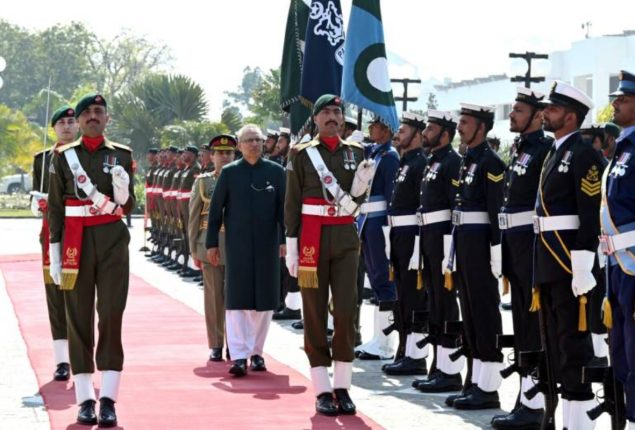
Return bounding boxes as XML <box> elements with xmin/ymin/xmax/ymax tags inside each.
<box><xmin>0</xmin><ymin>218</ymin><xmax>612</xmax><ymax>429</ymax></box>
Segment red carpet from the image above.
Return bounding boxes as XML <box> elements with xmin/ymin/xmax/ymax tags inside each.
<box><xmin>1</xmin><ymin>254</ymin><xmax>381</xmax><ymax>430</ymax></box>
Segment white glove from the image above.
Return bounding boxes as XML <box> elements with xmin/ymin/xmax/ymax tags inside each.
<box><xmin>111</xmin><ymin>165</ymin><xmax>130</xmax><ymax>205</ymax></box>
<box><xmin>382</xmin><ymin>225</ymin><xmax>391</xmax><ymax>260</ymax></box>
<box><xmin>597</xmin><ymin>243</ymin><xmax>606</xmax><ymax>269</ymax></box>
<box><xmin>30</xmin><ymin>196</ymin><xmax>40</xmax><ymax>217</ymax></box>
<box><xmin>285</xmin><ymin>237</ymin><xmax>298</xmax><ymax>278</ymax></box>
<box><xmin>442</xmin><ymin>235</ymin><xmax>454</xmax><ymax>274</ymax></box>
<box><xmin>350</xmin><ymin>159</ymin><xmax>376</xmax><ymax>197</ymax></box>
<box><xmin>49</xmin><ymin>242</ymin><xmax>62</xmax><ymax>285</ymax></box>
<box><xmin>408</xmin><ymin>235</ymin><xmax>421</xmax><ymax>271</ymax></box>
<box><xmin>571</xmin><ymin>250</ymin><xmax>597</xmax><ymax>296</ymax></box>
<box><xmin>490</xmin><ymin>244</ymin><xmax>502</xmax><ymax>279</ymax></box>
<box><xmin>29</xmin><ymin>191</ymin><xmax>47</xmax><ymax>217</ymax></box>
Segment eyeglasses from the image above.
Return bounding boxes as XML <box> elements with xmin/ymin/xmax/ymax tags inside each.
<box><xmin>241</xmin><ymin>137</ymin><xmax>264</xmax><ymax>144</ymax></box>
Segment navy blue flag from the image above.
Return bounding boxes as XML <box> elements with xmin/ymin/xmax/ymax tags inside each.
<box><xmin>341</xmin><ymin>0</ymin><xmax>399</xmax><ymax>131</ymax></box>
<box><xmin>300</xmin><ymin>0</ymin><xmax>346</xmax><ymax>107</ymax></box>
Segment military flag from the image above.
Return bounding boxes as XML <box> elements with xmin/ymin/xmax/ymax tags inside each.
<box><xmin>341</xmin><ymin>0</ymin><xmax>399</xmax><ymax>131</ymax></box>
<box><xmin>280</xmin><ymin>0</ymin><xmax>312</xmax><ymax>135</ymax></box>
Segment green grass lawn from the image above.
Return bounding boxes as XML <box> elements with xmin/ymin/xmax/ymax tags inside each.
<box><xmin>0</xmin><ymin>209</ymin><xmax>34</xmax><ymax>218</ymax></box>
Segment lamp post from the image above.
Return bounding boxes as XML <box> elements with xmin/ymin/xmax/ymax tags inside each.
<box><xmin>508</xmin><ymin>52</ymin><xmax>549</xmax><ymax>88</ymax></box>
<box><xmin>391</xmin><ymin>77</ymin><xmax>421</xmax><ymax>111</ymax></box>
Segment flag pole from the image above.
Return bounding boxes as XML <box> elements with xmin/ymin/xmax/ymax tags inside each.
<box><xmin>39</xmin><ymin>77</ymin><xmax>52</xmax><ymax>192</ymax></box>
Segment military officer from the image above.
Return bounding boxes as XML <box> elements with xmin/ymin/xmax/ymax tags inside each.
<box><xmin>533</xmin><ymin>81</ymin><xmax>601</xmax><ymax>429</ymax></box>
<box><xmin>206</xmin><ymin>124</ymin><xmax>286</xmax><ymax>377</ymax></box>
<box><xmin>491</xmin><ymin>87</ymin><xmax>552</xmax><ymax>429</ymax></box>
<box><xmin>601</xmin><ymin>70</ymin><xmax>635</xmax><ymax>430</ymax></box>
<box><xmin>413</xmin><ymin>110</ymin><xmax>464</xmax><ymax>393</ymax></box>
<box><xmin>446</xmin><ymin>103</ymin><xmax>506</xmax><ymax>410</ymax></box>
<box><xmin>355</xmin><ymin>117</ymin><xmax>401</xmax><ymax>361</ymax></box>
<box><xmin>47</xmin><ymin>94</ymin><xmax>135</xmax><ymax>427</ymax></box>
<box><xmin>31</xmin><ymin>104</ymin><xmax>78</xmax><ymax>382</ymax></box>
<box><xmin>189</xmin><ymin>135</ymin><xmax>236</xmax><ymax>361</ymax></box>
<box><xmin>382</xmin><ymin>112</ymin><xmax>429</xmax><ymax>376</ymax></box>
<box><xmin>176</xmin><ymin>145</ymin><xmax>201</xmax><ymax>277</ymax></box>
<box><xmin>144</xmin><ymin>148</ymin><xmax>159</xmax><ymax>254</ymax></box>
<box><xmin>285</xmin><ymin>94</ymin><xmax>373</xmax><ymax>416</ymax></box>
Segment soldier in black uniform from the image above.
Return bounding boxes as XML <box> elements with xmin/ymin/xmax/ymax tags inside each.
<box><xmin>491</xmin><ymin>87</ymin><xmax>552</xmax><ymax>429</ymax></box>
<box><xmin>533</xmin><ymin>81</ymin><xmax>602</xmax><ymax>429</ymax></box>
<box><xmin>413</xmin><ymin>110</ymin><xmax>463</xmax><ymax>393</ymax></box>
<box><xmin>447</xmin><ymin>103</ymin><xmax>506</xmax><ymax>410</ymax></box>
<box><xmin>382</xmin><ymin>112</ymin><xmax>429</xmax><ymax>376</ymax></box>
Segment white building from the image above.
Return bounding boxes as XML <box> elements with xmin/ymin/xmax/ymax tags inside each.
<box><xmin>412</xmin><ymin>30</ymin><xmax>635</xmax><ymax>144</ymax></box>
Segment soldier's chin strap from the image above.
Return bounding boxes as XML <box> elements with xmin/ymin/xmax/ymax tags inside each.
<box><xmin>465</xmin><ymin>120</ymin><xmax>483</xmax><ymax>148</ymax></box>
<box><xmin>519</xmin><ymin>107</ymin><xmax>538</xmax><ymax>136</ymax></box>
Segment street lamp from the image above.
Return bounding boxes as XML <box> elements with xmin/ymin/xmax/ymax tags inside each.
<box><xmin>508</xmin><ymin>51</ymin><xmax>549</xmax><ymax>88</ymax></box>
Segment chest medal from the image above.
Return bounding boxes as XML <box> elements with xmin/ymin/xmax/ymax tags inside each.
<box><xmin>558</xmin><ymin>151</ymin><xmax>572</xmax><ymax>174</ymax></box>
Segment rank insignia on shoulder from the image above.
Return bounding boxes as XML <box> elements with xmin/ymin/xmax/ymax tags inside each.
<box><xmin>487</xmin><ymin>172</ymin><xmax>504</xmax><ymax>183</ymax></box>
<box><xmin>451</xmin><ymin>179</ymin><xmax>460</xmax><ymax>187</ymax></box>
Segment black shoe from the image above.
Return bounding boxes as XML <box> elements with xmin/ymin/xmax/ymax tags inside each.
<box><xmin>229</xmin><ymin>359</ymin><xmax>247</xmax><ymax>377</ymax></box>
<box><xmin>167</xmin><ymin>262</ymin><xmax>181</xmax><ymax>271</ymax></box>
<box><xmin>382</xmin><ymin>356</ymin><xmax>404</xmax><ymax>371</ymax></box>
<box><xmin>417</xmin><ymin>371</ymin><xmax>463</xmax><ymax>393</ymax></box>
<box><xmin>445</xmin><ymin>384</ymin><xmax>475</xmax><ymax>406</ymax></box>
<box><xmin>452</xmin><ymin>386</ymin><xmax>500</xmax><ymax>410</ymax></box>
<box><xmin>315</xmin><ymin>392</ymin><xmax>338</xmax><ymax>416</ymax></box>
<box><xmin>501</xmin><ymin>302</ymin><xmax>513</xmax><ymax>311</ymax></box>
<box><xmin>411</xmin><ymin>368</ymin><xmax>442</xmax><ymax>389</ymax></box>
<box><xmin>291</xmin><ymin>320</ymin><xmax>304</xmax><ymax>330</ymax></box>
<box><xmin>272</xmin><ymin>307</ymin><xmax>302</xmax><ymax>320</ymax></box>
<box><xmin>383</xmin><ymin>357</ymin><xmax>428</xmax><ymax>376</ymax></box>
<box><xmin>355</xmin><ymin>351</ymin><xmax>391</xmax><ymax>360</ymax></box>
<box><xmin>209</xmin><ymin>348</ymin><xmax>223</xmax><ymax>362</ymax></box>
<box><xmin>54</xmin><ymin>362</ymin><xmax>70</xmax><ymax>381</ymax></box>
<box><xmin>98</xmin><ymin>397</ymin><xmax>117</xmax><ymax>428</ymax></box>
<box><xmin>491</xmin><ymin>404</ymin><xmax>543</xmax><ymax>429</ymax></box>
<box><xmin>250</xmin><ymin>354</ymin><xmax>266</xmax><ymax>371</ymax></box>
<box><xmin>334</xmin><ymin>388</ymin><xmax>356</xmax><ymax>415</ymax></box>
<box><xmin>77</xmin><ymin>399</ymin><xmax>97</xmax><ymax>425</ymax></box>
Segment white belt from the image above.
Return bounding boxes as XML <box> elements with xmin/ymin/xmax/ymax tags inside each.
<box><xmin>452</xmin><ymin>210</ymin><xmax>490</xmax><ymax>226</ymax></box>
<box><xmin>600</xmin><ymin>230</ymin><xmax>635</xmax><ymax>255</ymax></box>
<box><xmin>65</xmin><ymin>206</ymin><xmax>106</xmax><ymax>217</ymax></box>
<box><xmin>498</xmin><ymin>210</ymin><xmax>535</xmax><ymax>230</ymax></box>
<box><xmin>302</xmin><ymin>204</ymin><xmax>346</xmax><ymax>217</ymax></box>
<box><xmin>388</xmin><ymin>214</ymin><xmax>418</xmax><ymax>227</ymax></box>
<box><xmin>417</xmin><ymin>209</ymin><xmax>451</xmax><ymax>226</ymax></box>
<box><xmin>360</xmin><ymin>200</ymin><xmax>387</xmax><ymax>214</ymax></box>
<box><xmin>533</xmin><ymin>215</ymin><xmax>580</xmax><ymax>233</ymax></box>
<box><xmin>178</xmin><ymin>192</ymin><xmax>191</xmax><ymax>200</ymax></box>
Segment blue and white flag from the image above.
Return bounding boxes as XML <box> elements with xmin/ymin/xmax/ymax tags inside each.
<box><xmin>300</xmin><ymin>0</ymin><xmax>345</xmax><ymax>106</ymax></box>
<box><xmin>341</xmin><ymin>0</ymin><xmax>398</xmax><ymax>131</ymax></box>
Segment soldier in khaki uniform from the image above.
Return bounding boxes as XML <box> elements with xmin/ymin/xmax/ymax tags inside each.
<box><xmin>31</xmin><ymin>105</ymin><xmax>78</xmax><ymax>382</ymax></box>
<box><xmin>285</xmin><ymin>94</ymin><xmax>374</xmax><ymax>416</ymax></box>
<box><xmin>48</xmin><ymin>94</ymin><xmax>135</xmax><ymax>427</ymax></box>
<box><xmin>176</xmin><ymin>146</ymin><xmax>200</xmax><ymax>276</ymax></box>
<box><xmin>189</xmin><ymin>135</ymin><xmax>236</xmax><ymax>361</ymax></box>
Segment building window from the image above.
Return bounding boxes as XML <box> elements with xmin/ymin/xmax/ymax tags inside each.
<box><xmin>574</xmin><ymin>75</ymin><xmax>593</xmax><ymax>98</ymax></box>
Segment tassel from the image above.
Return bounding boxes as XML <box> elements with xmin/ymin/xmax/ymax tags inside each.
<box><xmin>578</xmin><ymin>295</ymin><xmax>588</xmax><ymax>332</ymax></box>
<box><xmin>502</xmin><ymin>276</ymin><xmax>510</xmax><ymax>296</ymax></box>
<box><xmin>529</xmin><ymin>287</ymin><xmax>541</xmax><ymax>312</ymax></box>
<box><xmin>444</xmin><ymin>270</ymin><xmax>454</xmax><ymax>291</ymax></box>
<box><xmin>43</xmin><ymin>268</ymin><xmax>54</xmax><ymax>285</ymax></box>
<box><xmin>59</xmin><ymin>271</ymin><xmax>78</xmax><ymax>291</ymax></box>
<box><xmin>602</xmin><ymin>297</ymin><xmax>613</xmax><ymax>329</ymax></box>
<box><xmin>389</xmin><ymin>264</ymin><xmax>395</xmax><ymax>282</ymax></box>
<box><xmin>417</xmin><ymin>270</ymin><xmax>423</xmax><ymax>290</ymax></box>
<box><xmin>298</xmin><ymin>269</ymin><xmax>319</xmax><ymax>289</ymax></box>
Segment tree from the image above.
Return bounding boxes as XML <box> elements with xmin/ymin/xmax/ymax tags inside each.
<box><xmin>596</xmin><ymin>103</ymin><xmax>614</xmax><ymax>123</ymax></box>
<box><xmin>225</xmin><ymin>66</ymin><xmax>264</xmax><ymax>106</ymax></box>
<box><xmin>87</xmin><ymin>29</ymin><xmax>172</xmax><ymax>97</ymax></box>
<box><xmin>224</xmin><ymin>67</ymin><xmax>282</xmax><ymax>127</ymax></box>
<box><xmin>0</xmin><ymin>104</ymin><xmax>43</xmax><ymax>175</ymax></box>
<box><xmin>427</xmin><ymin>93</ymin><xmax>438</xmax><ymax>110</ymax></box>
<box><xmin>221</xmin><ymin>105</ymin><xmax>243</xmax><ymax>133</ymax></box>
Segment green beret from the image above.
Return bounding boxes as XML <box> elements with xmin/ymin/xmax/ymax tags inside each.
<box><xmin>74</xmin><ymin>93</ymin><xmax>107</xmax><ymax>118</ymax></box>
<box><xmin>185</xmin><ymin>145</ymin><xmax>199</xmax><ymax>155</ymax></box>
<box><xmin>604</xmin><ymin>122</ymin><xmax>621</xmax><ymax>138</ymax></box>
<box><xmin>313</xmin><ymin>94</ymin><xmax>343</xmax><ymax>116</ymax></box>
<box><xmin>50</xmin><ymin>104</ymin><xmax>75</xmax><ymax>127</ymax></box>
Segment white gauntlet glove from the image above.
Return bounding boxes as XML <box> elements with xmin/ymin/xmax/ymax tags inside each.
<box><xmin>490</xmin><ymin>244</ymin><xmax>502</xmax><ymax>279</ymax></box>
<box><xmin>571</xmin><ymin>250</ymin><xmax>597</xmax><ymax>296</ymax></box>
<box><xmin>29</xmin><ymin>191</ymin><xmax>47</xmax><ymax>217</ymax></box>
<box><xmin>382</xmin><ymin>225</ymin><xmax>391</xmax><ymax>260</ymax></box>
<box><xmin>49</xmin><ymin>242</ymin><xmax>62</xmax><ymax>285</ymax></box>
<box><xmin>408</xmin><ymin>235</ymin><xmax>421</xmax><ymax>271</ymax></box>
<box><xmin>350</xmin><ymin>159</ymin><xmax>375</xmax><ymax>197</ymax></box>
<box><xmin>441</xmin><ymin>234</ymin><xmax>454</xmax><ymax>274</ymax></box>
<box><xmin>285</xmin><ymin>237</ymin><xmax>299</xmax><ymax>278</ymax></box>
<box><xmin>111</xmin><ymin>165</ymin><xmax>130</xmax><ymax>205</ymax></box>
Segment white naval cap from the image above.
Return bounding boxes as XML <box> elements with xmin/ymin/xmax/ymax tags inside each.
<box><xmin>459</xmin><ymin>103</ymin><xmax>495</xmax><ymax>122</ymax></box>
<box><xmin>279</xmin><ymin>127</ymin><xmax>290</xmax><ymax>136</ymax></box>
<box><xmin>427</xmin><ymin>110</ymin><xmax>458</xmax><ymax>128</ymax></box>
<box><xmin>542</xmin><ymin>80</ymin><xmax>594</xmax><ymax>114</ymax></box>
<box><xmin>401</xmin><ymin>111</ymin><xmax>426</xmax><ymax>130</ymax></box>
<box><xmin>515</xmin><ymin>86</ymin><xmax>545</xmax><ymax>107</ymax></box>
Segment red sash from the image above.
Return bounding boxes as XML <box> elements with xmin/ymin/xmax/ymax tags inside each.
<box><xmin>298</xmin><ymin>197</ymin><xmax>354</xmax><ymax>288</ymax></box>
<box><xmin>60</xmin><ymin>199</ymin><xmax>122</xmax><ymax>290</ymax></box>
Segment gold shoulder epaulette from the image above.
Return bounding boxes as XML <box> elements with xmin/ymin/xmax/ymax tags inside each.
<box><xmin>56</xmin><ymin>139</ymin><xmax>82</xmax><ymax>153</ymax></box>
<box><xmin>34</xmin><ymin>147</ymin><xmax>54</xmax><ymax>157</ymax></box>
<box><xmin>294</xmin><ymin>139</ymin><xmax>320</xmax><ymax>152</ymax></box>
<box><xmin>342</xmin><ymin>139</ymin><xmax>363</xmax><ymax>149</ymax></box>
<box><xmin>108</xmin><ymin>141</ymin><xmax>133</xmax><ymax>152</ymax></box>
